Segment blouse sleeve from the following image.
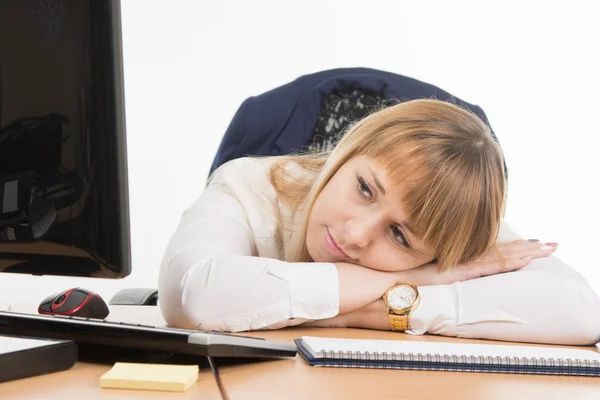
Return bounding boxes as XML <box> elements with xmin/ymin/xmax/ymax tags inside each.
<box><xmin>406</xmin><ymin>220</ymin><xmax>600</xmax><ymax>345</ymax></box>
<box><xmin>158</xmin><ymin>182</ymin><xmax>339</xmax><ymax>332</ymax></box>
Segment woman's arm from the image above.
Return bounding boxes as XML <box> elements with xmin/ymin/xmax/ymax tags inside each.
<box><xmin>408</xmin><ymin>256</ymin><xmax>600</xmax><ymax>345</ymax></box>
<box><xmin>310</xmin><ymin>221</ymin><xmax>600</xmax><ymax>346</ymax></box>
<box><xmin>409</xmin><ymin>221</ymin><xmax>600</xmax><ymax>345</ymax></box>
<box><xmin>158</xmin><ymin>173</ymin><xmax>401</xmax><ymax>332</ymax></box>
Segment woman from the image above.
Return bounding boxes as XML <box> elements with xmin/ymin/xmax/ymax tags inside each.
<box><xmin>158</xmin><ymin>99</ymin><xmax>600</xmax><ymax>345</ymax></box>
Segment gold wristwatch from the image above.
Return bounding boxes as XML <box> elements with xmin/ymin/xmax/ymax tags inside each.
<box><xmin>383</xmin><ymin>283</ymin><xmax>420</xmax><ymax>332</ymax></box>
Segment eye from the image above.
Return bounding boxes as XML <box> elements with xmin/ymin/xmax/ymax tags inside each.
<box><xmin>391</xmin><ymin>225</ymin><xmax>410</xmax><ymax>248</ymax></box>
<box><xmin>358</xmin><ymin>175</ymin><xmax>410</xmax><ymax>249</ymax></box>
<box><xmin>357</xmin><ymin>177</ymin><xmax>372</xmax><ymax>199</ymax></box>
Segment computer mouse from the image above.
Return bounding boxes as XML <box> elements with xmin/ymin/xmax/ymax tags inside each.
<box><xmin>38</xmin><ymin>287</ymin><xmax>110</xmax><ymax>319</ymax></box>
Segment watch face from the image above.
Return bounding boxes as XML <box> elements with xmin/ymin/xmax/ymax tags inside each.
<box><xmin>386</xmin><ymin>285</ymin><xmax>417</xmax><ymax>311</ymax></box>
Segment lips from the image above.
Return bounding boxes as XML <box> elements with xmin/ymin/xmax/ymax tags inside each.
<box><xmin>325</xmin><ymin>228</ymin><xmax>350</xmax><ymax>259</ymax></box>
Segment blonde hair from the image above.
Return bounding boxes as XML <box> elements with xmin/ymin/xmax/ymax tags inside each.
<box><xmin>265</xmin><ymin>98</ymin><xmax>507</xmax><ymax>271</ymax></box>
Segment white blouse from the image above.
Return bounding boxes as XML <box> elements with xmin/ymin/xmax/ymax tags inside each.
<box><xmin>158</xmin><ymin>157</ymin><xmax>600</xmax><ymax>345</ymax></box>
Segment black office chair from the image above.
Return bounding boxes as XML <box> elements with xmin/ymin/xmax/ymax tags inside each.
<box><xmin>111</xmin><ymin>67</ymin><xmax>503</xmax><ymax>306</ymax></box>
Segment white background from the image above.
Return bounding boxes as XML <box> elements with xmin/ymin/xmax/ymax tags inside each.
<box><xmin>1</xmin><ymin>0</ymin><xmax>598</xmax><ymax>307</ymax></box>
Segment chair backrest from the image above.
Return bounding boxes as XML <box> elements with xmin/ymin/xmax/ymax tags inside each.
<box><xmin>209</xmin><ymin>67</ymin><xmax>507</xmax><ymax>180</ymax></box>
<box><xmin>307</xmin><ymin>87</ymin><xmax>390</xmax><ymax>153</ymax></box>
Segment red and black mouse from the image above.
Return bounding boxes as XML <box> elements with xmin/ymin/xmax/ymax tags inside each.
<box><xmin>38</xmin><ymin>287</ymin><xmax>110</xmax><ymax>319</ymax></box>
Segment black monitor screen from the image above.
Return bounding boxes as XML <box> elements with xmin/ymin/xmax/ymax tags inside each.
<box><xmin>0</xmin><ymin>0</ymin><xmax>130</xmax><ymax>278</ymax></box>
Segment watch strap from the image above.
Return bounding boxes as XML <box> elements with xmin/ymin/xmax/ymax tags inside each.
<box><xmin>388</xmin><ymin>313</ymin><xmax>409</xmax><ymax>331</ymax></box>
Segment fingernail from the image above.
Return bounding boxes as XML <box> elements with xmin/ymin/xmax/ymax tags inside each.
<box><xmin>546</xmin><ymin>242</ymin><xmax>558</xmax><ymax>247</ymax></box>
<box><xmin>539</xmin><ymin>245</ymin><xmax>553</xmax><ymax>250</ymax></box>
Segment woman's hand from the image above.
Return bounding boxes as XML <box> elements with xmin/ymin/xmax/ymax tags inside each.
<box><xmin>304</xmin><ymin>240</ymin><xmax>559</xmax><ymax>330</ymax></box>
<box><xmin>302</xmin><ymin>299</ymin><xmax>389</xmax><ymax>330</ymax></box>
<box><xmin>405</xmin><ymin>239</ymin><xmax>558</xmax><ymax>287</ymax></box>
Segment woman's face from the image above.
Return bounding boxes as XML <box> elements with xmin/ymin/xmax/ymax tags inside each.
<box><xmin>306</xmin><ymin>155</ymin><xmax>436</xmax><ymax>271</ymax></box>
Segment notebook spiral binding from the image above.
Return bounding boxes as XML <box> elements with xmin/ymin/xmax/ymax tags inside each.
<box><xmin>319</xmin><ymin>349</ymin><xmax>600</xmax><ymax>376</ymax></box>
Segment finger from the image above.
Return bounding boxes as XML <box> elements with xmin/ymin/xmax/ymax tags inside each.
<box><xmin>473</xmin><ymin>240</ymin><xmax>554</xmax><ymax>271</ymax></box>
<box><xmin>504</xmin><ymin>256</ymin><xmax>534</xmax><ymax>272</ymax></box>
<box><xmin>509</xmin><ymin>243</ymin><xmax>558</xmax><ymax>260</ymax></box>
<box><xmin>496</xmin><ymin>239</ymin><xmax>533</xmax><ymax>253</ymax></box>
<box><xmin>490</xmin><ymin>255</ymin><xmax>534</xmax><ymax>273</ymax></box>
<box><xmin>500</xmin><ymin>240</ymin><xmax>558</xmax><ymax>257</ymax></box>
<box><xmin>471</xmin><ymin>256</ymin><xmax>531</xmax><ymax>278</ymax></box>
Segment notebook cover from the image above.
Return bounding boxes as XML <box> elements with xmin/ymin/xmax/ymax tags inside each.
<box><xmin>294</xmin><ymin>339</ymin><xmax>600</xmax><ymax>376</ymax></box>
<box><xmin>0</xmin><ymin>335</ymin><xmax>78</xmax><ymax>382</ymax></box>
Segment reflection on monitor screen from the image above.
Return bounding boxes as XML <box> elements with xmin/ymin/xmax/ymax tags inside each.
<box><xmin>0</xmin><ymin>0</ymin><xmax>130</xmax><ymax>278</ymax></box>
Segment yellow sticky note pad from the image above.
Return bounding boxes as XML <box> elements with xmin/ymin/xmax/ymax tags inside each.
<box><xmin>100</xmin><ymin>362</ymin><xmax>199</xmax><ymax>392</ymax></box>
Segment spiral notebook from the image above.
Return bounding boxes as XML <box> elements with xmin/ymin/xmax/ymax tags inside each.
<box><xmin>294</xmin><ymin>336</ymin><xmax>600</xmax><ymax>377</ymax></box>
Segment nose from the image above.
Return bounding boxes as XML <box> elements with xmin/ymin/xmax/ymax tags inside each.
<box><xmin>344</xmin><ymin>217</ymin><xmax>378</xmax><ymax>249</ymax></box>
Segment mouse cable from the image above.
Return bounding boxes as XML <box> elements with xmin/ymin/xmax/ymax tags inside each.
<box><xmin>207</xmin><ymin>355</ymin><xmax>230</xmax><ymax>400</ymax></box>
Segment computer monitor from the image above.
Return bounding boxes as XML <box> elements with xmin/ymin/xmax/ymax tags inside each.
<box><xmin>0</xmin><ymin>0</ymin><xmax>130</xmax><ymax>278</ymax></box>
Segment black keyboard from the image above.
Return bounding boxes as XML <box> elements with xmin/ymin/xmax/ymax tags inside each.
<box><xmin>0</xmin><ymin>311</ymin><xmax>297</xmax><ymax>359</ymax></box>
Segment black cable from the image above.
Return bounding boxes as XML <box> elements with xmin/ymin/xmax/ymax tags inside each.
<box><xmin>207</xmin><ymin>356</ymin><xmax>230</xmax><ymax>400</ymax></box>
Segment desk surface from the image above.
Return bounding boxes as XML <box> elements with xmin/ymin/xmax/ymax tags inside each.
<box><xmin>2</xmin><ymin>327</ymin><xmax>600</xmax><ymax>400</ymax></box>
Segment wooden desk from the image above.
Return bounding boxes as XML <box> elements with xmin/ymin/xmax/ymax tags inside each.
<box><xmin>2</xmin><ymin>327</ymin><xmax>600</xmax><ymax>400</ymax></box>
